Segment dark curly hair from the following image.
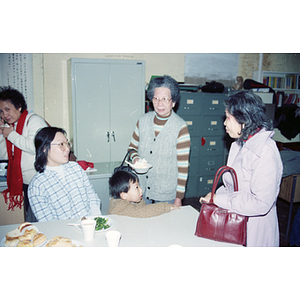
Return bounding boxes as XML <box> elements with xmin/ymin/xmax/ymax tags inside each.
<box><xmin>225</xmin><ymin>90</ymin><xmax>273</xmax><ymax>145</ymax></box>
<box><xmin>0</xmin><ymin>86</ymin><xmax>27</xmax><ymax>112</ymax></box>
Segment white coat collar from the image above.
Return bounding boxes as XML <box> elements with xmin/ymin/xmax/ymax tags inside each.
<box><xmin>242</xmin><ymin>128</ymin><xmax>275</xmax><ymax>157</ymax></box>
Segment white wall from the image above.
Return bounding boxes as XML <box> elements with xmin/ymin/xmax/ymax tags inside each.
<box><xmin>0</xmin><ymin>53</ymin><xmax>241</xmax><ymax>141</ymax></box>
<box><xmin>33</xmin><ymin>53</ymin><xmax>185</xmax><ymax>139</ymax></box>
<box><xmin>6</xmin><ymin>53</ymin><xmax>299</xmax><ymax>143</ymax></box>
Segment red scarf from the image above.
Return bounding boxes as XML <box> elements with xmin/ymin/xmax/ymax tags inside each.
<box><xmin>243</xmin><ymin>128</ymin><xmax>260</xmax><ymax>142</ymax></box>
<box><xmin>2</xmin><ymin>110</ymin><xmax>28</xmax><ymax>210</ymax></box>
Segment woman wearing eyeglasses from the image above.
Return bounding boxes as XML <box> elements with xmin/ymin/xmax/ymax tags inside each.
<box><xmin>28</xmin><ymin>127</ymin><xmax>101</xmax><ymax>221</ymax></box>
<box><xmin>0</xmin><ymin>86</ymin><xmax>48</xmax><ymax>222</ymax></box>
<box><xmin>128</xmin><ymin>75</ymin><xmax>191</xmax><ymax>206</ymax></box>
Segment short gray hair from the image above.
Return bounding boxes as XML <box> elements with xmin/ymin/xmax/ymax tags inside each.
<box><xmin>147</xmin><ymin>75</ymin><xmax>180</xmax><ymax>104</ymax></box>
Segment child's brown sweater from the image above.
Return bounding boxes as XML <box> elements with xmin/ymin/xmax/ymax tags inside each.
<box><xmin>107</xmin><ymin>197</ymin><xmax>172</xmax><ymax>218</ymax></box>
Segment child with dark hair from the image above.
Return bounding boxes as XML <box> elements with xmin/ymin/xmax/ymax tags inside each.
<box><xmin>107</xmin><ymin>170</ymin><xmax>179</xmax><ymax>217</ymax></box>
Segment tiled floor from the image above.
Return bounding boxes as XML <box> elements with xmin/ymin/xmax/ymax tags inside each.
<box><xmin>182</xmin><ymin>197</ymin><xmax>300</xmax><ymax>247</ymax></box>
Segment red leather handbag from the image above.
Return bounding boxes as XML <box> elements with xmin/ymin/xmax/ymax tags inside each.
<box><xmin>195</xmin><ymin>166</ymin><xmax>248</xmax><ymax>246</ymax></box>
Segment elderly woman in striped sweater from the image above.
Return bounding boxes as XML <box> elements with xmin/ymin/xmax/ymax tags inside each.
<box><xmin>127</xmin><ymin>75</ymin><xmax>191</xmax><ymax>206</ymax></box>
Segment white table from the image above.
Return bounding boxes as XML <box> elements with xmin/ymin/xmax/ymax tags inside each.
<box><xmin>0</xmin><ymin>206</ymin><xmax>241</xmax><ymax>247</ymax></box>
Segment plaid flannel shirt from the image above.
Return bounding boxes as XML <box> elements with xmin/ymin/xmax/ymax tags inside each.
<box><xmin>28</xmin><ymin>162</ymin><xmax>101</xmax><ymax>221</ymax></box>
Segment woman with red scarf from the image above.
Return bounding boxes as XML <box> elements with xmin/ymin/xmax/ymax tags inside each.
<box><xmin>0</xmin><ymin>86</ymin><xmax>48</xmax><ymax>222</ymax></box>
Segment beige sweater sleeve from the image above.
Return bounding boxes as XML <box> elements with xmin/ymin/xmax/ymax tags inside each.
<box><xmin>107</xmin><ymin>197</ymin><xmax>171</xmax><ymax>218</ymax></box>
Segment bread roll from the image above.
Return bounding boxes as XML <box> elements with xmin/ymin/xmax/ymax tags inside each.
<box><xmin>46</xmin><ymin>236</ymin><xmax>75</xmax><ymax>247</ymax></box>
<box><xmin>33</xmin><ymin>233</ymin><xmax>47</xmax><ymax>246</ymax></box>
<box><xmin>5</xmin><ymin>228</ymin><xmax>21</xmax><ymax>242</ymax></box>
<box><xmin>18</xmin><ymin>222</ymin><xmax>32</xmax><ymax>232</ymax></box>
<box><xmin>17</xmin><ymin>240</ymin><xmax>33</xmax><ymax>247</ymax></box>
<box><xmin>5</xmin><ymin>239</ymin><xmax>19</xmax><ymax>247</ymax></box>
<box><xmin>5</xmin><ymin>223</ymin><xmax>45</xmax><ymax>247</ymax></box>
<box><xmin>18</xmin><ymin>228</ymin><xmax>37</xmax><ymax>241</ymax></box>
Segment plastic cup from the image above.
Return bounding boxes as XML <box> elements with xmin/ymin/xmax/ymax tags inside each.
<box><xmin>105</xmin><ymin>230</ymin><xmax>121</xmax><ymax>247</ymax></box>
<box><xmin>81</xmin><ymin>219</ymin><xmax>96</xmax><ymax>241</ymax></box>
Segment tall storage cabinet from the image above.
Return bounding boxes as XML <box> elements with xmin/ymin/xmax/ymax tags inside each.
<box><xmin>177</xmin><ymin>91</ymin><xmax>227</xmax><ymax>198</ymax></box>
<box><xmin>69</xmin><ymin>58</ymin><xmax>145</xmax><ymax>163</ymax></box>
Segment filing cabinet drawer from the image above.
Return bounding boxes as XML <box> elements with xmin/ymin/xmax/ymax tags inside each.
<box><xmin>182</xmin><ymin>115</ymin><xmax>225</xmax><ymax>137</ymax></box>
<box><xmin>178</xmin><ymin>92</ymin><xmax>226</xmax><ymax>116</ymax></box>
<box><xmin>199</xmin><ymin>93</ymin><xmax>226</xmax><ymax>115</ymax></box>
<box><xmin>190</xmin><ymin>135</ymin><xmax>225</xmax><ymax>157</ymax></box>
<box><xmin>200</xmin><ymin>115</ymin><xmax>225</xmax><ymax>136</ymax></box>
<box><xmin>189</xmin><ymin>155</ymin><xmax>224</xmax><ymax>177</ymax></box>
<box><xmin>199</xmin><ymin>135</ymin><xmax>225</xmax><ymax>156</ymax></box>
<box><xmin>198</xmin><ymin>176</ymin><xmax>223</xmax><ymax>197</ymax></box>
<box><xmin>184</xmin><ymin>115</ymin><xmax>202</xmax><ymax>135</ymax></box>
<box><xmin>198</xmin><ymin>175</ymin><xmax>214</xmax><ymax>196</ymax></box>
<box><xmin>186</xmin><ymin>175</ymin><xmax>216</xmax><ymax>198</ymax></box>
<box><xmin>185</xmin><ymin>175</ymin><xmax>223</xmax><ymax>198</ymax></box>
<box><xmin>177</xmin><ymin>92</ymin><xmax>202</xmax><ymax>115</ymax></box>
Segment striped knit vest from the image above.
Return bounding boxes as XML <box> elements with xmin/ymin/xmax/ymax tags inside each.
<box><xmin>138</xmin><ymin>111</ymin><xmax>186</xmax><ymax>201</ymax></box>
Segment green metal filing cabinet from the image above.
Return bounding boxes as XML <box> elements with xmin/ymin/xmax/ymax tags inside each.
<box><xmin>177</xmin><ymin>91</ymin><xmax>228</xmax><ymax>198</ymax></box>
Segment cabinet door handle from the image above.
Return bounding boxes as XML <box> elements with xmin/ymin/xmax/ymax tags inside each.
<box><xmin>111</xmin><ymin>131</ymin><xmax>116</xmax><ymax>142</ymax></box>
<box><xmin>106</xmin><ymin>131</ymin><xmax>110</xmax><ymax>142</ymax></box>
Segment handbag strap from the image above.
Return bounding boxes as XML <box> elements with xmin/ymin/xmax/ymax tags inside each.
<box><xmin>120</xmin><ymin>149</ymin><xmax>135</xmax><ymax>166</ymax></box>
<box><xmin>209</xmin><ymin>166</ymin><xmax>238</xmax><ymax>203</ymax></box>
<box><xmin>113</xmin><ymin>149</ymin><xmax>135</xmax><ymax>174</ymax></box>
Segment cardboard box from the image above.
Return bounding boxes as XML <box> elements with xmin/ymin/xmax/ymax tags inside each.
<box><xmin>279</xmin><ymin>174</ymin><xmax>300</xmax><ymax>203</ymax></box>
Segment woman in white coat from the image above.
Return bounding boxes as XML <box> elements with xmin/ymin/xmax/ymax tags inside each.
<box><xmin>200</xmin><ymin>91</ymin><xmax>283</xmax><ymax>247</ymax></box>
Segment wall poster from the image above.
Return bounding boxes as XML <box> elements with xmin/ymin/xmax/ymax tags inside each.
<box><xmin>0</xmin><ymin>53</ymin><xmax>34</xmax><ymax>111</ymax></box>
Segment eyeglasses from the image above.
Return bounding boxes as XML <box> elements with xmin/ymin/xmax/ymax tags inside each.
<box><xmin>50</xmin><ymin>141</ymin><xmax>72</xmax><ymax>150</ymax></box>
<box><xmin>152</xmin><ymin>96</ymin><xmax>172</xmax><ymax>104</ymax></box>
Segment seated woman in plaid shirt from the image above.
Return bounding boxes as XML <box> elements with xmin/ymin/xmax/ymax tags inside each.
<box><xmin>28</xmin><ymin>127</ymin><xmax>101</xmax><ymax>221</ymax></box>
